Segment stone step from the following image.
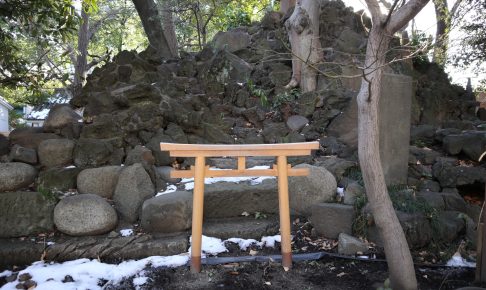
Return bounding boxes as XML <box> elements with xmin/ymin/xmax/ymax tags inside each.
<box><xmin>203</xmin><ymin>216</ymin><xmax>279</xmax><ymax>240</ymax></box>
<box><xmin>0</xmin><ymin>234</ymin><xmax>188</xmax><ymax>267</ymax></box>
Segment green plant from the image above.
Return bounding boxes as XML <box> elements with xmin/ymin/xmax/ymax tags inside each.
<box><xmin>247</xmin><ymin>79</ymin><xmax>269</xmax><ymax>107</ymax></box>
<box><xmin>254</xmin><ymin>212</ymin><xmax>267</xmax><ymax>219</ymax></box>
<box><xmin>343</xmin><ymin>166</ymin><xmax>364</xmax><ymax>186</ymax></box>
<box><xmin>352</xmin><ymin>192</ymin><xmax>369</xmax><ymax>238</ymax></box>
<box><xmin>272</xmin><ymin>89</ymin><xmax>300</xmax><ymax>109</ymax></box>
<box><xmin>37</xmin><ymin>186</ymin><xmax>58</xmax><ymax>202</ymax></box>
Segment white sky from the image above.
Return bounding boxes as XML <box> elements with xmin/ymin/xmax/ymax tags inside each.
<box><xmin>341</xmin><ymin>0</ymin><xmax>479</xmax><ymax>88</ymax></box>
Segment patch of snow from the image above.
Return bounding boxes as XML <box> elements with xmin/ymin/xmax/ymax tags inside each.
<box><xmin>189</xmin><ymin>235</ymin><xmax>228</xmax><ymax>257</ymax></box>
<box><xmin>47</xmin><ymin>242</ymin><xmax>55</xmax><ymax>246</ymax></box>
<box><xmin>0</xmin><ymin>255</ymin><xmax>189</xmax><ymax>290</ymax></box>
<box><xmin>260</xmin><ymin>235</ymin><xmax>282</xmax><ymax>248</ymax></box>
<box><xmin>181</xmin><ymin>166</ymin><xmax>275</xmax><ymax>190</ymax></box>
<box><xmin>156</xmin><ymin>185</ymin><xmax>177</xmax><ymax>196</ymax></box>
<box><xmin>120</xmin><ymin>229</ymin><xmax>134</xmax><ymax>237</ymax></box>
<box><xmin>225</xmin><ymin>238</ymin><xmax>259</xmax><ymax>251</ymax></box>
<box><xmin>64</xmin><ymin>165</ymin><xmax>76</xmax><ymax>169</ymax></box>
<box><xmin>28</xmin><ymin>108</ymin><xmax>50</xmax><ymax>120</ymax></box>
<box><xmin>0</xmin><ymin>270</ymin><xmax>12</xmax><ymax>278</ymax></box>
<box><xmin>132</xmin><ymin>276</ymin><xmax>148</xmax><ymax>286</ymax></box>
<box><xmin>446</xmin><ymin>252</ymin><xmax>476</xmax><ymax>268</ymax></box>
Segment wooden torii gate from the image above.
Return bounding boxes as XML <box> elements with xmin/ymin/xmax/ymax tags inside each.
<box><xmin>160</xmin><ymin>142</ymin><xmax>319</xmax><ymax>272</ymax></box>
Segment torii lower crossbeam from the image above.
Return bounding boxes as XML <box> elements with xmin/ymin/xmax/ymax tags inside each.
<box><xmin>160</xmin><ymin>142</ymin><xmax>319</xmax><ymax>273</ymax></box>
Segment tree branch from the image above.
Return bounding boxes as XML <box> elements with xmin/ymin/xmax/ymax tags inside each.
<box><xmin>387</xmin><ymin>0</ymin><xmax>430</xmax><ymax>33</ymax></box>
<box><xmin>365</xmin><ymin>0</ymin><xmax>384</xmax><ymax>24</ymax></box>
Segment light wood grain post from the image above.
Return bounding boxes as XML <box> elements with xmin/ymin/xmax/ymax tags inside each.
<box><xmin>277</xmin><ymin>155</ymin><xmax>292</xmax><ymax>268</ymax></box>
<box><xmin>191</xmin><ymin>156</ymin><xmax>206</xmax><ymax>273</ymax></box>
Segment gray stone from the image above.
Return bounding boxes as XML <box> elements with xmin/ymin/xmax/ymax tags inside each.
<box><xmin>77</xmin><ymin>166</ymin><xmax>123</xmax><ymax>198</ymax></box>
<box><xmin>443</xmin><ymin>131</ymin><xmax>486</xmax><ymax>161</ymax></box>
<box><xmin>155</xmin><ymin>166</ymin><xmax>181</xmax><ymax>183</ymax></box>
<box><xmin>465</xmin><ymin>215</ymin><xmax>478</xmax><ymax>249</ymax></box>
<box><xmin>9</xmin><ymin>130</ymin><xmax>60</xmax><ymax>150</ymax></box>
<box><xmin>205</xmin><ymin>216</ymin><xmax>280</xmax><ymax>240</ymax></box>
<box><xmin>204</xmin><ymin>179</ymin><xmax>279</xmax><ymax>218</ymax></box>
<box><xmin>344</xmin><ymin>182</ymin><xmax>364</xmax><ymax>205</ymax></box>
<box><xmin>74</xmin><ymin>138</ymin><xmax>124</xmax><ymax>167</ymax></box>
<box><xmin>43</xmin><ymin>235</ymin><xmax>188</xmax><ymax>263</ymax></box>
<box><xmin>38</xmin><ymin>139</ymin><xmax>75</xmax><ymax>168</ymax></box>
<box><xmin>436</xmin><ymin>211</ymin><xmax>466</xmax><ymax>242</ymax></box>
<box><xmin>432</xmin><ymin>158</ymin><xmax>486</xmax><ymax>188</ymax></box>
<box><xmin>311</xmin><ymin>203</ymin><xmax>355</xmax><ymax>239</ymax></box>
<box><xmin>289</xmin><ymin>164</ymin><xmax>337</xmax><ymax>216</ymax></box>
<box><xmin>396</xmin><ymin>211</ymin><xmax>433</xmax><ymax>248</ymax></box>
<box><xmin>418</xmin><ymin>180</ymin><xmax>441</xmax><ymax>192</ymax></box>
<box><xmin>0</xmin><ymin>162</ymin><xmax>37</xmax><ymax>192</ymax></box>
<box><xmin>146</xmin><ymin>131</ymin><xmax>173</xmax><ymax>166</ymax></box>
<box><xmin>113</xmin><ymin>163</ymin><xmax>155</xmax><ymax>222</ymax></box>
<box><xmin>212</xmin><ymin>30</ymin><xmax>251</xmax><ymax>53</ymax></box>
<box><xmin>286</xmin><ymin>115</ymin><xmax>309</xmax><ymax>131</ymax></box>
<box><xmin>410</xmin><ymin>125</ymin><xmax>435</xmax><ymax>142</ymax></box>
<box><xmin>328</xmin><ymin>74</ymin><xmax>412</xmax><ymax>185</ymax></box>
<box><xmin>338</xmin><ymin>233</ymin><xmax>368</xmax><ymax>255</ymax></box>
<box><xmin>125</xmin><ymin>145</ymin><xmax>155</xmax><ymax>175</ymax></box>
<box><xmin>37</xmin><ymin>167</ymin><xmax>82</xmax><ymax>192</ymax></box>
<box><xmin>262</xmin><ymin>122</ymin><xmax>288</xmax><ymax>143</ymax></box>
<box><xmin>165</xmin><ymin>123</ymin><xmax>188</xmax><ymax>144</ymax></box>
<box><xmin>0</xmin><ymin>191</ymin><xmax>56</xmax><ymax>237</ymax></box>
<box><xmin>440</xmin><ymin>191</ymin><xmax>468</xmax><ymax>213</ymax></box>
<box><xmin>315</xmin><ymin>156</ymin><xmax>357</xmax><ymax>181</ymax></box>
<box><xmin>54</xmin><ymin>194</ymin><xmax>118</xmax><ymax>236</ymax></box>
<box><xmin>0</xmin><ymin>239</ymin><xmax>44</xmax><ymax>267</ymax></box>
<box><xmin>466</xmin><ymin>203</ymin><xmax>482</xmax><ymax>223</ymax></box>
<box><xmin>409</xmin><ymin>146</ymin><xmax>441</xmax><ymax>165</ymax></box>
<box><xmin>43</xmin><ymin>104</ymin><xmax>82</xmax><ymax>132</ymax></box>
<box><xmin>417</xmin><ymin>191</ymin><xmax>445</xmax><ymax>210</ymax></box>
<box><xmin>8</xmin><ymin>145</ymin><xmax>37</xmax><ymax>164</ymax></box>
<box><xmin>141</xmin><ymin>191</ymin><xmax>192</xmax><ymax>233</ymax></box>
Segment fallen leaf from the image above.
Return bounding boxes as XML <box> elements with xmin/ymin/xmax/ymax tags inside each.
<box><xmin>229</xmin><ymin>271</ymin><xmax>239</xmax><ymax>275</ymax></box>
<box><xmin>223</xmin><ymin>263</ymin><xmax>239</xmax><ymax>268</ymax></box>
<box><xmin>265</xmin><ymin>281</ymin><xmax>271</xmax><ymax>285</ymax></box>
<box><xmin>337</xmin><ymin>272</ymin><xmax>346</xmax><ymax>277</ymax></box>
<box><xmin>241</xmin><ymin>211</ymin><xmax>250</xmax><ymax>217</ymax></box>
<box><xmin>249</xmin><ymin>250</ymin><xmax>258</xmax><ymax>256</ymax></box>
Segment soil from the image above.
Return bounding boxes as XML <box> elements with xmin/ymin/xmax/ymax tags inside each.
<box><xmin>105</xmin><ymin>257</ymin><xmax>482</xmax><ymax>290</ymax></box>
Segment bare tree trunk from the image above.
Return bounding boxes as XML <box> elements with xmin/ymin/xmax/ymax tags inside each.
<box><xmin>132</xmin><ymin>0</ymin><xmax>176</xmax><ymax>58</ymax></box>
<box><xmin>285</xmin><ymin>0</ymin><xmax>322</xmax><ymax>92</ymax></box>
<box><xmin>161</xmin><ymin>0</ymin><xmax>178</xmax><ymax>57</ymax></box>
<box><xmin>280</xmin><ymin>0</ymin><xmax>296</xmax><ymax>14</ymax></box>
<box><xmin>72</xmin><ymin>9</ymin><xmax>89</xmax><ymax>99</ymax></box>
<box><xmin>358</xmin><ymin>0</ymin><xmax>430</xmax><ymax>289</ymax></box>
<box><xmin>432</xmin><ymin>0</ymin><xmax>449</xmax><ymax>66</ymax></box>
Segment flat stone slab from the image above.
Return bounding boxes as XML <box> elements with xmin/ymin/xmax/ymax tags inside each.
<box><xmin>203</xmin><ymin>216</ymin><xmax>279</xmax><ymax>240</ymax></box>
<box><xmin>0</xmin><ymin>234</ymin><xmax>188</xmax><ymax>267</ymax></box>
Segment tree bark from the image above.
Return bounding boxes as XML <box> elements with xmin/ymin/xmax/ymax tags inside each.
<box><xmin>432</xmin><ymin>0</ymin><xmax>449</xmax><ymax>66</ymax></box>
<box><xmin>161</xmin><ymin>0</ymin><xmax>178</xmax><ymax>57</ymax></box>
<box><xmin>285</xmin><ymin>0</ymin><xmax>322</xmax><ymax>92</ymax></box>
<box><xmin>358</xmin><ymin>0</ymin><xmax>429</xmax><ymax>289</ymax></box>
<box><xmin>132</xmin><ymin>0</ymin><xmax>176</xmax><ymax>58</ymax></box>
<box><xmin>280</xmin><ymin>0</ymin><xmax>296</xmax><ymax>14</ymax></box>
<box><xmin>72</xmin><ymin>9</ymin><xmax>89</xmax><ymax>99</ymax></box>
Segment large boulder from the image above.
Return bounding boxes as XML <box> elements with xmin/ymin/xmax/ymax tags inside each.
<box><xmin>43</xmin><ymin>104</ymin><xmax>82</xmax><ymax>133</ymax></box>
<box><xmin>212</xmin><ymin>30</ymin><xmax>251</xmax><ymax>53</ymax></box>
<box><xmin>204</xmin><ymin>179</ymin><xmax>278</xmax><ymax>218</ymax></box>
<box><xmin>432</xmin><ymin>158</ymin><xmax>486</xmax><ymax>187</ymax></box>
<box><xmin>74</xmin><ymin>138</ymin><xmax>124</xmax><ymax>167</ymax></box>
<box><xmin>54</xmin><ymin>194</ymin><xmax>118</xmax><ymax>236</ymax></box>
<box><xmin>442</xmin><ymin>131</ymin><xmax>486</xmax><ymax>161</ymax></box>
<box><xmin>0</xmin><ymin>162</ymin><xmax>37</xmax><ymax>192</ymax></box>
<box><xmin>338</xmin><ymin>233</ymin><xmax>369</xmax><ymax>255</ymax></box>
<box><xmin>289</xmin><ymin>164</ymin><xmax>337</xmax><ymax>216</ymax></box>
<box><xmin>0</xmin><ymin>191</ymin><xmax>56</xmax><ymax>237</ymax></box>
<box><xmin>113</xmin><ymin>163</ymin><xmax>155</xmax><ymax>222</ymax></box>
<box><xmin>9</xmin><ymin>127</ymin><xmax>60</xmax><ymax>150</ymax></box>
<box><xmin>311</xmin><ymin>203</ymin><xmax>355</xmax><ymax>239</ymax></box>
<box><xmin>38</xmin><ymin>139</ymin><xmax>75</xmax><ymax>168</ymax></box>
<box><xmin>77</xmin><ymin>166</ymin><xmax>123</xmax><ymax>198</ymax></box>
<box><xmin>8</xmin><ymin>144</ymin><xmax>37</xmax><ymax>164</ymax></box>
<box><xmin>36</xmin><ymin>167</ymin><xmax>82</xmax><ymax>192</ymax></box>
<box><xmin>141</xmin><ymin>191</ymin><xmax>192</xmax><ymax>233</ymax></box>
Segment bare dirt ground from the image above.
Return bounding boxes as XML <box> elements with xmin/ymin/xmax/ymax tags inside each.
<box><xmin>106</xmin><ymin>256</ymin><xmax>481</xmax><ymax>290</ymax></box>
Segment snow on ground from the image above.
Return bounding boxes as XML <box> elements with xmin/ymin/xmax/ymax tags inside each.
<box><xmin>156</xmin><ymin>184</ymin><xmax>177</xmax><ymax>196</ymax></box>
<box><xmin>446</xmin><ymin>252</ymin><xmax>476</xmax><ymax>268</ymax></box>
<box><xmin>0</xmin><ymin>234</ymin><xmax>286</xmax><ymax>290</ymax></box>
<box><xmin>119</xmin><ymin>229</ymin><xmax>134</xmax><ymax>237</ymax></box>
<box><xmin>181</xmin><ymin>165</ymin><xmax>275</xmax><ymax>190</ymax></box>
